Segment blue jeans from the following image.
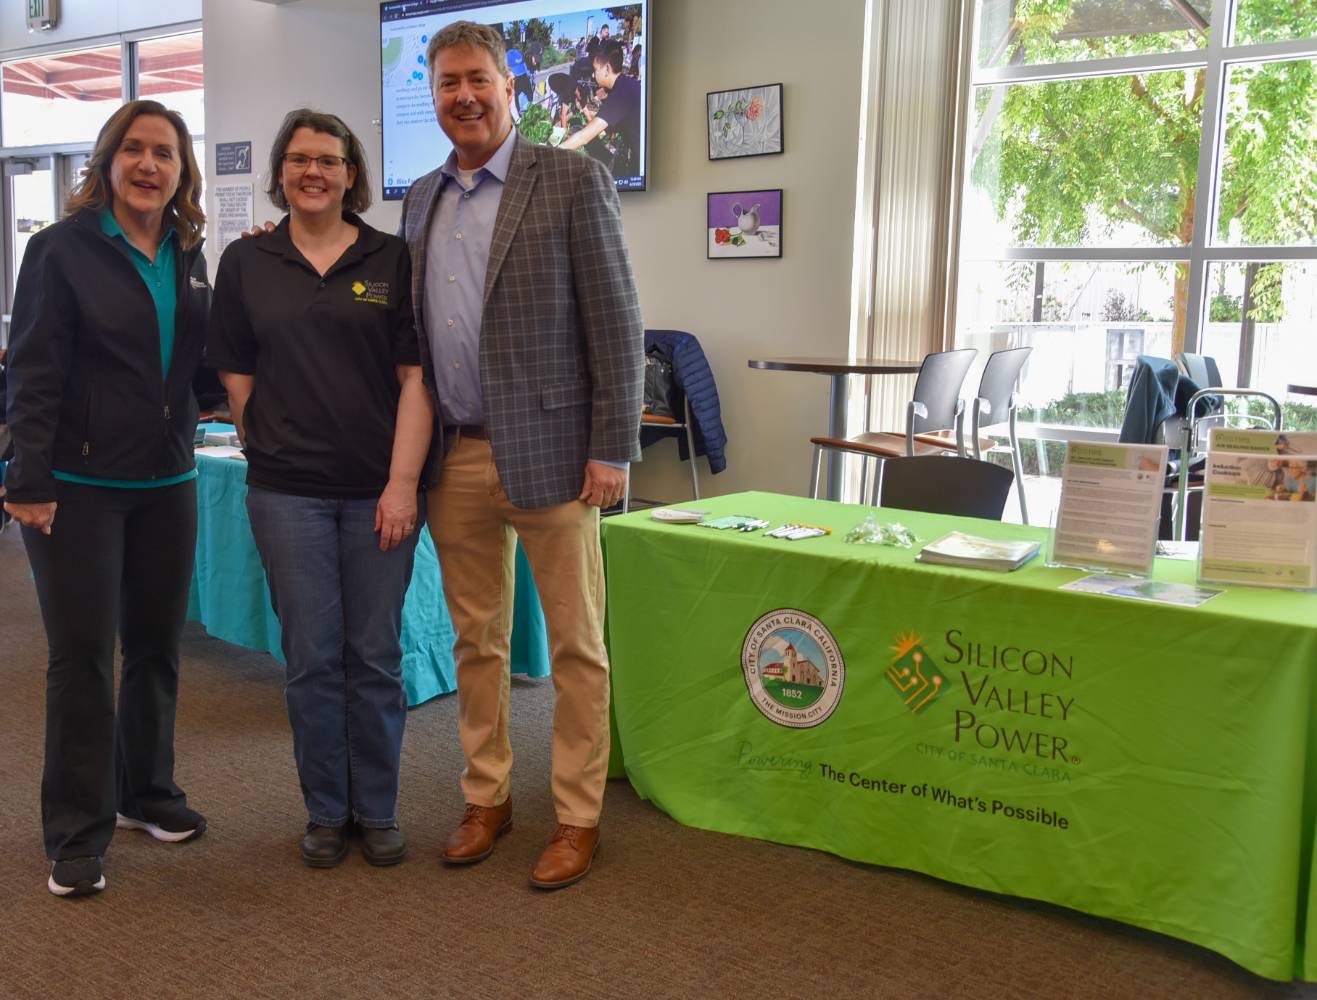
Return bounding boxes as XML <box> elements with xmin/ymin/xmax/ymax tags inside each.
<box><xmin>246</xmin><ymin>487</ymin><xmax>420</xmax><ymax>828</ymax></box>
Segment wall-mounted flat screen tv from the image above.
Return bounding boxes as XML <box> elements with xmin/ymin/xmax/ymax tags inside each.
<box><xmin>380</xmin><ymin>0</ymin><xmax>649</xmax><ymax>199</ymax></box>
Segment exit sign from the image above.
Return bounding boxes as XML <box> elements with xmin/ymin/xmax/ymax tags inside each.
<box><xmin>27</xmin><ymin>0</ymin><xmax>59</xmax><ymax>32</ymax></box>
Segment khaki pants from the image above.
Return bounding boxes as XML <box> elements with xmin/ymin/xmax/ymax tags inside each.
<box><xmin>426</xmin><ymin>435</ymin><xmax>610</xmax><ymax>827</ymax></box>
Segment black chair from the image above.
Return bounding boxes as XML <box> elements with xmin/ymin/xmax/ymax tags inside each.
<box><xmin>1174</xmin><ymin>352</ymin><xmax>1224</xmax><ymax>389</ymax></box>
<box><xmin>913</xmin><ymin>347</ymin><xmax>1033</xmax><ymax>523</ymax></box>
<box><xmin>808</xmin><ymin>348</ymin><xmax>978</xmax><ymax>502</ymax></box>
<box><xmin>878</xmin><ymin>455</ymin><xmax>1015</xmax><ymax>521</ymax></box>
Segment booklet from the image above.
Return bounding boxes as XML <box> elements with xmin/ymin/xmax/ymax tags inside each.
<box><xmin>1198</xmin><ymin>430</ymin><xmax>1317</xmax><ymax>590</ymax></box>
<box><xmin>916</xmin><ymin>531</ymin><xmax>1040</xmax><ymax>571</ymax></box>
<box><xmin>1050</xmin><ymin>442</ymin><xmax>1168</xmax><ymax>576</ymax></box>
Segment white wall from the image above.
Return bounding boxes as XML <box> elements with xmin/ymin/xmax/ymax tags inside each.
<box><xmin>0</xmin><ymin>0</ymin><xmax>201</xmax><ymax>54</ymax></box>
<box><xmin>202</xmin><ymin>0</ymin><xmax>868</xmax><ymax>499</ymax></box>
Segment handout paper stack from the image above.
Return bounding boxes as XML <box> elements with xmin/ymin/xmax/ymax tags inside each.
<box><xmin>916</xmin><ymin>532</ymin><xmax>1040</xmax><ymax>572</ymax></box>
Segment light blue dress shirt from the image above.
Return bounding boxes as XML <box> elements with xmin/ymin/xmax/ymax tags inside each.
<box><xmin>423</xmin><ymin>129</ymin><xmax>515</xmax><ymax>428</ymax></box>
<box><xmin>422</xmin><ymin>128</ymin><xmax>625</xmax><ymax>470</ymax></box>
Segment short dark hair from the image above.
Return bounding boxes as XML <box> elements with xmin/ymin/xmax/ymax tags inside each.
<box><xmin>593</xmin><ymin>42</ymin><xmax>625</xmax><ymax>74</ymax></box>
<box><xmin>265</xmin><ymin>109</ymin><xmax>371</xmax><ymax>214</ymax></box>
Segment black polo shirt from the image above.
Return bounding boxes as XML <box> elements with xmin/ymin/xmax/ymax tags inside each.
<box><xmin>206</xmin><ymin>215</ymin><xmax>419</xmax><ymax>499</ymax></box>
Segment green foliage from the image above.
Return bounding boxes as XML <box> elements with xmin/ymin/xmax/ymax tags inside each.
<box><xmin>977</xmin><ymin>68</ymin><xmax>1201</xmax><ymax>247</ymax></box>
<box><xmin>1020</xmin><ymin>389</ymin><xmax>1127</xmax><ymax>428</ymax></box>
<box><xmin>1102</xmin><ymin>290</ymin><xmax>1150</xmax><ymax>322</ymax></box>
<box><xmin>1209</xmin><ymin>292</ymin><xmax>1242</xmax><ymax>322</ymax></box>
<box><xmin>1247</xmin><ymin>263</ymin><xmax>1288</xmax><ymax>324</ymax></box>
<box><xmin>516</xmin><ymin>104</ymin><xmax>553</xmax><ymax>145</ymax></box>
<box><xmin>1234</xmin><ymin>0</ymin><xmax>1317</xmax><ymax>46</ymax></box>
<box><xmin>1250</xmin><ymin>398</ymin><xmax>1317</xmax><ymax>432</ymax></box>
<box><xmin>1001</xmin><ymin>390</ymin><xmax>1317</xmax><ymax>476</ymax></box>
<box><xmin>1217</xmin><ymin>59</ymin><xmax>1317</xmax><ymax>246</ymax></box>
<box><xmin>977</xmin><ymin>3</ymin><xmax>1317</xmax><ymax>246</ymax></box>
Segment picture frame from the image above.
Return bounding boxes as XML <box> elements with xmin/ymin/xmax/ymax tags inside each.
<box><xmin>707</xmin><ymin>189</ymin><xmax>783</xmax><ymax>260</ymax></box>
<box><xmin>707</xmin><ymin>83</ymin><xmax>784</xmax><ymax>160</ymax></box>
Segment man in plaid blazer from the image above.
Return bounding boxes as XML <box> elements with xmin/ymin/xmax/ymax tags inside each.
<box><xmin>400</xmin><ymin>21</ymin><xmax>643</xmax><ymax>889</ymax></box>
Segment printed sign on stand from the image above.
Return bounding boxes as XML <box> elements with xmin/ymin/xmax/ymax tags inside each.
<box><xmin>1049</xmin><ymin>442</ymin><xmax>1168</xmax><ymax>577</ymax></box>
<box><xmin>1198</xmin><ymin>430</ymin><xmax>1317</xmax><ymax>590</ymax></box>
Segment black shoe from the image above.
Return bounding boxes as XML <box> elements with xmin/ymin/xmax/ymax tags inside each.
<box><xmin>116</xmin><ymin>805</ymin><xmax>207</xmax><ymax>843</ymax></box>
<box><xmin>48</xmin><ymin>856</ymin><xmax>106</xmax><ymax>897</ymax></box>
<box><xmin>358</xmin><ymin>824</ymin><xmax>406</xmax><ymax>866</ymax></box>
<box><xmin>301</xmin><ymin>824</ymin><xmax>348</xmax><ymax>868</ymax></box>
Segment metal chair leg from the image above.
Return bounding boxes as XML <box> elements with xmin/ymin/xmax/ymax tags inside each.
<box><xmin>809</xmin><ymin>445</ymin><xmax>825</xmax><ymax>499</ymax></box>
<box><xmin>858</xmin><ymin>456</ymin><xmax>869</xmax><ymax>508</ymax></box>
<box><xmin>869</xmin><ymin>457</ymin><xmax>885</xmax><ymax>506</ymax></box>
<box><xmin>682</xmin><ymin>401</ymin><xmax>700</xmax><ymax>500</ymax></box>
<box><xmin>1009</xmin><ymin>432</ymin><xmax>1029</xmax><ymax>526</ymax></box>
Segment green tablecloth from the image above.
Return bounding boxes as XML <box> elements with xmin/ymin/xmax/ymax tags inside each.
<box><xmin>602</xmin><ymin>491</ymin><xmax>1317</xmax><ymax>981</ymax></box>
<box><xmin>187</xmin><ymin>449</ymin><xmax>550</xmax><ymax>706</ymax></box>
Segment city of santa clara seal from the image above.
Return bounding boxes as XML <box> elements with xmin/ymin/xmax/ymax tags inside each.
<box><xmin>741</xmin><ymin>609</ymin><xmax>845</xmax><ymax>728</ymax></box>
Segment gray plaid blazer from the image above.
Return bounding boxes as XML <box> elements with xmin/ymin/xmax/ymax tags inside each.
<box><xmin>400</xmin><ymin>134</ymin><xmax>644</xmax><ymax>509</ymax></box>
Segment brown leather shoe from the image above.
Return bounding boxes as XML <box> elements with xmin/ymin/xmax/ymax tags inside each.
<box><xmin>442</xmin><ymin>800</ymin><xmax>512</xmax><ymax>865</ymax></box>
<box><xmin>529</xmin><ymin>823</ymin><xmax>599</xmax><ymax>890</ymax></box>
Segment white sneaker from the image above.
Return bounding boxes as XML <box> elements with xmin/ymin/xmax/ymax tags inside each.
<box><xmin>116</xmin><ymin>810</ymin><xmax>206</xmax><ymax>843</ymax></box>
<box><xmin>48</xmin><ymin>857</ymin><xmax>106</xmax><ymax>897</ymax></box>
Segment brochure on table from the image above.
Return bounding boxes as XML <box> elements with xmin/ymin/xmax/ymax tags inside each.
<box><xmin>1048</xmin><ymin>442</ymin><xmax>1168</xmax><ymax>577</ymax></box>
<box><xmin>1198</xmin><ymin>430</ymin><xmax>1317</xmax><ymax>590</ymax></box>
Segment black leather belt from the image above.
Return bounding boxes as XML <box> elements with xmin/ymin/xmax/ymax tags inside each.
<box><xmin>453</xmin><ymin>424</ymin><xmax>487</xmax><ymax>440</ymax></box>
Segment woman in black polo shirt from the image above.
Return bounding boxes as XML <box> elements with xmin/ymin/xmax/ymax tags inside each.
<box><xmin>5</xmin><ymin>100</ymin><xmax>209</xmax><ymax>897</ymax></box>
<box><xmin>208</xmin><ymin>110</ymin><xmax>433</xmax><ymax>868</ymax></box>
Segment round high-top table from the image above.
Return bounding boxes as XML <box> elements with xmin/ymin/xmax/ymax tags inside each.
<box><xmin>748</xmin><ymin>356</ymin><xmax>922</xmax><ymax>500</ymax></box>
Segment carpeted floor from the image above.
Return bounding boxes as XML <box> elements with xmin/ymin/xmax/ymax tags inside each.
<box><xmin>0</xmin><ymin>524</ymin><xmax>1313</xmax><ymax>1000</ymax></box>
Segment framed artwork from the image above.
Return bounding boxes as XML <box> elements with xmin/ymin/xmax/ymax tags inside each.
<box><xmin>707</xmin><ymin>189</ymin><xmax>783</xmax><ymax>260</ymax></box>
<box><xmin>707</xmin><ymin>83</ymin><xmax>784</xmax><ymax>160</ymax></box>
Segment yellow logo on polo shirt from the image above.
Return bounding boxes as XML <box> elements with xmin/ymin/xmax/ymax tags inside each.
<box><xmin>351</xmin><ymin>279</ymin><xmax>390</xmax><ymax>306</ymax></box>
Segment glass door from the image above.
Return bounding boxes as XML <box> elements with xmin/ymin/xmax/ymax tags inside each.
<box><xmin>1</xmin><ymin>151</ymin><xmax>92</xmax><ymax>342</ymax></box>
<box><xmin>2</xmin><ymin>154</ymin><xmax>53</xmax><ymax>343</ymax></box>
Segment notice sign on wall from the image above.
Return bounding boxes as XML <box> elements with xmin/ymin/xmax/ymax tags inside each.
<box><xmin>214</xmin><ymin>183</ymin><xmax>253</xmax><ymax>256</ymax></box>
<box><xmin>216</xmin><ymin>142</ymin><xmax>253</xmax><ymax>176</ymax></box>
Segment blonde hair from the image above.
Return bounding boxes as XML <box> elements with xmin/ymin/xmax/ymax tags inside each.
<box><xmin>65</xmin><ymin>100</ymin><xmax>205</xmax><ymax>250</ymax></box>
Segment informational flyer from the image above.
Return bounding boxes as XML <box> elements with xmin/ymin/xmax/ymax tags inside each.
<box><xmin>213</xmin><ymin>183</ymin><xmax>253</xmax><ymax>256</ymax></box>
<box><xmin>1198</xmin><ymin>430</ymin><xmax>1317</xmax><ymax>590</ymax></box>
<box><xmin>1060</xmin><ymin>574</ymin><xmax>1223</xmax><ymax>608</ymax></box>
<box><xmin>1050</xmin><ymin>442</ymin><xmax>1168</xmax><ymax>576</ymax></box>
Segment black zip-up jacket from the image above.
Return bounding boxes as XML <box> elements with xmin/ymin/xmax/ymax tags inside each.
<box><xmin>4</xmin><ymin>209</ymin><xmax>208</xmax><ymax>504</ymax></box>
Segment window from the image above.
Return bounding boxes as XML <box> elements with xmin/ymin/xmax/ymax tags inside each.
<box><xmin>136</xmin><ymin>32</ymin><xmax>204</xmax><ymax>136</ymax></box>
<box><xmin>0</xmin><ymin>27</ymin><xmax>203</xmax><ymax>329</ymax></box>
<box><xmin>1</xmin><ymin>43</ymin><xmax>124</xmax><ymax>147</ymax></box>
<box><xmin>954</xmin><ymin>0</ymin><xmax>1317</xmax><ymax>487</ymax></box>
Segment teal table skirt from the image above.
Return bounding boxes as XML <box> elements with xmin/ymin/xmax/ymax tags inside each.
<box><xmin>186</xmin><ymin>449</ymin><xmax>550</xmax><ymax>706</ymax></box>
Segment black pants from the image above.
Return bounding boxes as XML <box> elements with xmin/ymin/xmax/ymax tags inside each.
<box><xmin>22</xmin><ymin>479</ymin><xmax>197</xmax><ymax>860</ymax></box>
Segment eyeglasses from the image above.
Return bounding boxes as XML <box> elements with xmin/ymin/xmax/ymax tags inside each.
<box><xmin>282</xmin><ymin>153</ymin><xmax>349</xmax><ymax>174</ymax></box>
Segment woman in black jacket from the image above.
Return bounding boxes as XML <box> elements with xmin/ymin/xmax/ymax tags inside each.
<box><xmin>4</xmin><ymin>100</ymin><xmax>209</xmax><ymax>898</ymax></box>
